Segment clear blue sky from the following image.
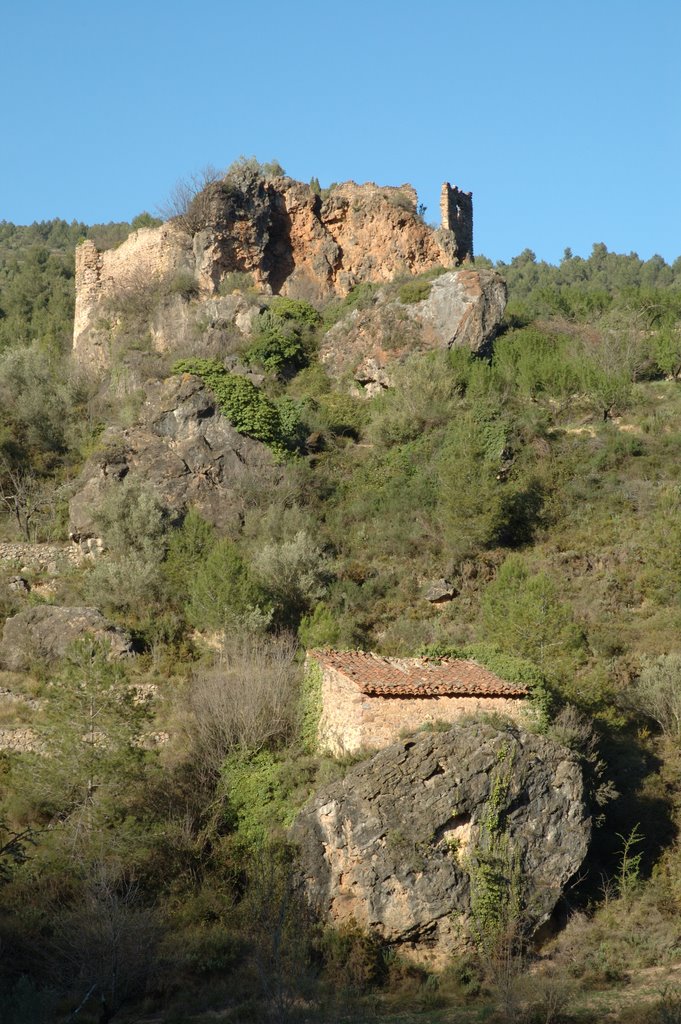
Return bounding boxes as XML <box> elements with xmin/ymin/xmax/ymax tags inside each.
<box><xmin>2</xmin><ymin>0</ymin><xmax>679</xmax><ymax>265</ymax></box>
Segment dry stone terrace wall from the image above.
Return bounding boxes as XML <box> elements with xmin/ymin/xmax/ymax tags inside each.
<box><xmin>0</xmin><ymin>542</ymin><xmax>84</xmax><ymax>572</ymax></box>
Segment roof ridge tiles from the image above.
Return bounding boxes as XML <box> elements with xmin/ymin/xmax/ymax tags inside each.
<box><xmin>307</xmin><ymin>649</ymin><xmax>528</xmax><ymax>698</ymax></box>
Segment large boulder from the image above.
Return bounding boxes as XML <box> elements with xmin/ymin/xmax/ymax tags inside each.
<box><xmin>69</xmin><ymin>373</ymin><xmax>277</xmax><ymax>548</ymax></box>
<box><xmin>319</xmin><ymin>269</ymin><xmax>506</xmax><ymax>394</ymax></box>
<box><xmin>292</xmin><ymin>719</ymin><xmax>590</xmax><ymax>963</ymax></box>
<box><xmin>0</xmin><ymin>606</ymin><xmax>133</xmax><ymax>671</ymax></box>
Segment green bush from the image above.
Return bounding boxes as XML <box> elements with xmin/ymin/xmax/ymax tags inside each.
<box><xmin>398</xmin><ymin>279</ymin><xmax>433</xmax><ymax>304</ymax></box>
<box><xmin>245</xmin><ymin>297</ymin><xmax>321</xmax><ymax>376</ymax></box>
<box><xmin>172</xmin><ymin>358</ymin><xmax>306</xmax><ymax>455</ymax></box>
<box><xmin>185</xmin><ymin>537</ymin><xmax>268</xmax><ymax>633</ymax></box>
<box><xmin>165</xmin><ymin>270</ymin><xmax>199</xmax><ymax>301</ymax></box>
<box><xmin>253</xmin><ymin>529</ymin><xmax>331</xmax><ymax>629</ymax></box>
<box><xmin>218</xmin><ymin>270</ymin><xmax>256</xmax><ymax>296</ymax></box>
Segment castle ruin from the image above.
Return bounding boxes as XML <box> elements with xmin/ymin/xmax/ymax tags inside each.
<box><xmin>440</xmin><ymin>182</ymin><xmax>473</xmax><ymax>262</ymax></box>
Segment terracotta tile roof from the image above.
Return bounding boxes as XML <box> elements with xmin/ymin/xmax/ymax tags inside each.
<box><xmin>308</xmin><ymin>650</ymin><xmax>528</xmax><ymax>698</ymax></box>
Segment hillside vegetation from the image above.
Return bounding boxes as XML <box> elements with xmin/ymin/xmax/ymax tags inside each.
<box><xmin>2</xmin><ymin>217</ymin><xmax>681</xmax><ymax>1023</ymax></box>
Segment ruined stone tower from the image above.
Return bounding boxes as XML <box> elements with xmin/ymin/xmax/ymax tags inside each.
<box><xmin>440</xmin><ymin>183</ymin><xmax>473</xmax><ymax>262</ymax></box>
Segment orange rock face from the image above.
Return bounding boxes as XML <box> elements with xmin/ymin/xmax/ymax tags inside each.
<box><xmin>73</xmin><ymin>172</ymin><xmax>470</xmax><ymax>368</ymax></box>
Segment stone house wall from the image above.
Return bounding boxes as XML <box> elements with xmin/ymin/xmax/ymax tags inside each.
<box><xmin>318</xmin><ymin>664</ymin><xmax>527</xmax><ymax>756</ymax></box>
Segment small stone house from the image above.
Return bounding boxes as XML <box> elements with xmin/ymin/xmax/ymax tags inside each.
<box><xmin>308</xmin><ymin>649</ymin><xmax>528</xmax><ymax>756</ymax></box>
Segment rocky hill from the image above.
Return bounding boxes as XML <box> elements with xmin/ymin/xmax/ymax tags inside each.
<box><xmin>72</xmin><ymin>170</ymin><xmax>474</xmax><ymax>369</ymax></box>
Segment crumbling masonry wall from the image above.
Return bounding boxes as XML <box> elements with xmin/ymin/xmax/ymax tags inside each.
<box><xmin>440</xmin><ymin>183</ymin><xmax>473</xmax><ymax>262</ymax></box>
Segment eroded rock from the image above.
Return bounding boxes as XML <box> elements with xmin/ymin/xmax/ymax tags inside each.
<box><xmin>69</xmin><ymin>373</ymin><xmax>277</xmax><ymax>545</ymax></box>
<box><xmin>319</xmin><ymin>269</ymin><xmax>507</xmax><ymax>391</ymax></box>
<box><xmin>292</xmin><ymin>719</ymin><xmax>590</xmax><ymax>963</ymax></box>
<box><xmin>0</xmin><ymin>606</ymin><xmax>133</xmax><ymax>671</ymax></box>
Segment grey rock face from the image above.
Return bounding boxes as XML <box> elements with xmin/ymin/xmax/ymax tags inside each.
<box><xmin>292</xmin><ymin>719</ymin><xmax>590</xmax><ymax>962</ymax></box>
<box><xmin>416</xmin><ymin>269</ymin><xmax>507</xmax><ymax>355</ymax></box>
<box><xmin>69</xmin><ymin>374</ymin><xmax>277</xmax><ymax>544</ymax></box>
<box><xmin>319</xmin><ymin>269</ymin><xmax>507</xmax><ymax>392</ymax></box>
<box><xmin>0</xmin><ymin>606</ymin><xmax>133</xmax><ymax>671</ymax></box>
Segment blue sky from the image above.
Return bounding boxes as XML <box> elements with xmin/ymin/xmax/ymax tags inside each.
<box><xmin>2</xmin><ymin>0</ymin><xmax>679</xmax><ymax>265</ymax></box>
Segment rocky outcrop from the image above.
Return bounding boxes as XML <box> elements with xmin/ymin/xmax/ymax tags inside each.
<box><xmin>0</xmin><ymin>606</ymin><xmax>133</xmax><ymax>671</ymax></box>
<box><xmin>293</xmin><ymin>719</ymin><xmax>590</xmax><ymax>963</ymax></box>
<box><xmin>319</xmin><ymin>269</ymin><xmax>507</xmax><ymax>392</ymax></box>
<box><xmin>73</xmin><ymin>171</ymin><xmax>469</xmax><ymax>370</ymax></box>
<box><xmin>69</xmin><ymin>373</ymin><xmax>276</xmax><ymax>547</ymax></box>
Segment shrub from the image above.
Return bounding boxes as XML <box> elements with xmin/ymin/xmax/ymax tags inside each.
<box><xmin>628</xmin><ymin>653</ymin><xmax>681</xmax><ymax>738</ymax></box>
<box><xmin>85</xmin><ymin>551</ymin><xmax>165</xmax><ymax>618</ymax></box>
<box><xmin>172</xmin><ymin>358</ymin><xmax>306</xmax><ymax>455</ymax></box>
<box><xmin>398</xmin><ymin>279</ymin><xmax>433</xmax><ymax>305</ymax></box>
<box><xmin>479</xmin><ymin>555</ymin><xmax>584</xmax><ymax>675</ymax></box>
<box><xmin>218</xmin><ymin>270</ymin><xmax>256</xmax><ymax>296</ymax></box>
<box><xmin>298</xmin><ymin>603</ymin><xmax>341</xmax><ymax>651</ymax></box>
<box><xmin>162</xmin><ymin>508</ymin><xmax>216</xmax><ymax>603</ymax></box>
<box><xmin>165</xmin><ymin>270</ymin><xmax>199</xmax><ymax>301</ymax></box>
<box><xmin>85</xmin><ymin>479</ymin><xmax>168</xmax><ymax>615</ymax></box>
<box><xmin>130</xmin><ymin>211</ymin><xmax>162</xmax><ymax>230</ymax></box>
<box><xmin>252</xmin><ymin>530</ymin><xmax>331</xmax><ymax>627</ymax></box>
<box><xmin>91</xmin><ymin>478</ymin><xmax>167</xmax><ymax>560</ymax></box>
<box><xmin>185</xmin><ymin>537</ymin><xmax>268</xmax><ymax>634</ymax></box>
<box><xmin>245</xmin><ymin>297</ymin><xmax>321</xmax><ymax>377</ymax></box>
<box><xmin>189</xmin><ymin>635</ymin><xmax>300</xmax><ymax>771</ymax></box>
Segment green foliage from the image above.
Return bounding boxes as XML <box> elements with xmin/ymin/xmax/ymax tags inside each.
<box><xmin>165</xmin><ymin>270</ymin><xmax>199</xmax><ymax>300</ymax></box>
<box><xmin>616</xmin><ymin>823</ymin><xmax>644</xmax><ymax>902</ymax></box>
<box><xmin>467</xmin><ymin>740</ymin><xmax>523</xmax><ymax>957</ymax></box>
<box><xmin>491</xmin><ymin>327</ymin><xmax>584</xmax><ymax>400</ymax></box>
<box><xmin>221</xmin><ymin>750</ymin><xmax>315</xmax><ymax>848</ymax></box>
<box><xmin>91</xmin><ymin>477</ymin><xmax>167</xmax><ymax>558</ymax></box>
<box><xmin>298</xmin><ymin>603</ymin><xmax>341</xmax><ymax>651</ymax></box>
<box><xmin>495</xmin><ymin>243</ymin><xmax>681</xmax><ymax>322</ymax></box>
<box><xmin>218</xmin><ymin>270</ymin><xmax>256</xmax><ymax>295</ymax></box>
<box><xmin>653</xmin><ymin>325</ymin><xmax>681</xmax><ymax>379</ymax></box>
<box><xmin>85</xmin><ymin>479</ymin><xmax>168</xmax><ymax>616</ymax></box>
<box><xmin>252</xmin><ymin>529</ymin><xmax>331</xmax><ymax>628</ymax></box>
<box><xmin>172</xmin><ymin>357</ymin><xmax>305</xmax><ymax>455</ymax></box>
<box><xmin>0</xmin><ymin>342</ymin><xmax>89</xmax><ymax>474</ymax></box>
<box><xmin>322</xmin><ymin>280</ymin><xmax>380</xmax><ymax>327</ymax></box>
<box><xmin>246</xmin><ymin>296</ymin><xmax>321</xmax><ymax>376</ymax></box>
<box><xmin>185</xmin><ymin>537</ymin><xmax>268</xmax><ymax>633</ymax></box>
<box><xmin>398</xmin><ymin>279</ymin><xmax>433</xmax><ymax>304</ymax></box>
<box><xmin>225</xmin><ymin>155</ymin><xmax>286</xmax><ymax>179</ymax></box>
<box><xmin>319</xmin><ymin>921</ymin><xmax>387</xmax><ymax>993</ymax></box>
<box><xmin>130</xmin><ymin>211</ymin><xmax>162</xmax><ymax>230</ymax></box>
<box><xmin>162</xmin><ymin>507</ymin><xmax>216</xmax><ymax>602</ymax></box>
<box><xmin>299</xmin><ymin>659</ymin><xmax>324</xmax><ymax>753</ymax></box>
<box><xmin>26</xmin><ymin>639</ymin><xmax>152</xmax><ymax>820</ymax></box>
<box><xmin>222</xmin><ymin>750</ymin><xmax>286</xmax><ymax>847</ymax></box>
<box><xmin>480</xmin><ymin>556</ymin><xmax>584</xmax><ymax>676</ymax></box>
<box><xmin>627</xmin><ymin>654</ymin><xmax>681</xmax><ymax>737</ymax></box>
